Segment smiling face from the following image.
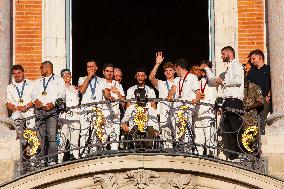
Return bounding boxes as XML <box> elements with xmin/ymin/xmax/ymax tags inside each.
<box><xmin>12</xmin><ymin>69</ymin><xmax>25</xmax><ymax>83</ymax></box>
<box><xmin>62</xmin><ymin>71</ymin><xmax>72</xmax><ymax>84</ymax></box>
<box><xmin>135</xmin><ymin>71</ymin><xmax>147</xmax><ymax>85</ymax></box>
<box><xmin>190</xmin><ymin>66</ymin><xmax>202</xmax><ymax>77</ymax></box>
<box><xmin>164</xmin><ymin>67</ymin><xmax>175</xmax><ymax>80</ymax></box>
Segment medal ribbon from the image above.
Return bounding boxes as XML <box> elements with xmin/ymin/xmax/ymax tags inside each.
<box><xmin>89</xmin><ymin>76</ymin><xmax>97</xmax><ymax>97</ymax></box>
<box><xmin>15</xmin><ymin>80</ymin><xmax>27</xmax><ymax>101</ymax></box>
<box><xmin>178</xmin><ymin>72</ymin><xmax>190</xmax><ymax>97</ymax></box>
<box><xmin>43</xmin><ymin>74</ymin><xmax>54</xmax><ymax>93</ymax></box>
<box><xmin>200</xmin><ymin>78</ymin><xmax>208</xmax><ymax>93</ymax></box>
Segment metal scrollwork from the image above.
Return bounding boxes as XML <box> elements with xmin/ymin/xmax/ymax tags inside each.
<box><xmin>23</xmin><ymin>129</ymin><xmax>40</xmax><ymax>156</ymax></box>
<box><xmin>133</xmin><ymin>104</ymin><xmax>148</xmax><ymax>133</ymax></box>
<box><xmin>241</xmin><ymin>113</ymin><xmax>259</xmax><ymax>153</ymax></box>
<box><xmin>92</xmin><ymin>107</ymin><xmax>106</xmax><ymax>142</ymax></box>
<box><xmin>176</xmin><ymin>105</ymin><xmax>189</xmax><ymax>139</ymax></box>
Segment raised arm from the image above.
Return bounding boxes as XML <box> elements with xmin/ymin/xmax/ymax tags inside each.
<box><xmin>149</xmin><ymin>52</ymin><xmax>164</xmax><ymax>87</ymax></box>
<box><xmin>79</xmin><ymin>68</ymin><xmax>95</xmax><ymax>94</ymax></box>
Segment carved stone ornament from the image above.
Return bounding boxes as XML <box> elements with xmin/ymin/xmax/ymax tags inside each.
<box><xmin>93</xmin><ymin>169</ymin><xmax>198</xmax><ymax>189</ymax></box>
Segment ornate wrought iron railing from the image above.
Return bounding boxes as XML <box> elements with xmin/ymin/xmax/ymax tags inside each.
<box><xmin>13</xmin><ymin>98</ymin><xmax>263</xmax><ymax>175</ymax></box>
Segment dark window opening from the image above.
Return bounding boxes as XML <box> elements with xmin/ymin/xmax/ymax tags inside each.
<box><xmin>72</xmin><ymin>0</ymin><xmax>209</xmax><ymax>89</ymax></box>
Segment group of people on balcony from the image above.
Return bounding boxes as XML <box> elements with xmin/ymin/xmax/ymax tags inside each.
<box><xmin>6</xmin><ymin>46</ymin><xmax>270</xmax><ymax>165</ymax></box>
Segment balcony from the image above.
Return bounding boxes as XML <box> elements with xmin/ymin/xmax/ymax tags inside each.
<box><xmin>13</xmin><ymin>99</ymin><xmax>263</xmax><ymax>175</ymax></box>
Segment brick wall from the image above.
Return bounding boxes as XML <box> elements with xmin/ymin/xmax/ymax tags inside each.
<box><xmin>238</xmin><ymin>0</ymin><xmax>265</xmax><ymax>64</ymax></box>
<box><xmin>15</xmin><ymin>0</ymin><xmax>42</xmax><ymax>80</ymax></box>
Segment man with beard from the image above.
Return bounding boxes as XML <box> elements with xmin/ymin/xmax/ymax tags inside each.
<box><xmin>191</xmin><ymin>61</ymin><xmax>218</xmax><ymax>156</ymax></box>
<box><xmin>126</xmin><ymin>67</ymin><xmax>156</xmax><ymax>109</ymax></box>
<box><xmin>122</xmin><ymin>67</ymin><xmax>157</xmax><ymax>149</ymax></box>
<box><xmin>32</xmin><ymin>61</ymin><xmax>66</xmax><ymax>165</ymax></box>
<box><xmin>101</xmin><ymin>64</ymin><xmax>125</xmax><ymax>150</ymax></box>
<box><xmin>167</xmin><ymin>59</ymin><xmax>200</xmax><ymax>150</ymax></box>
<box><xmin>214</xmin><ymin>46</ymin><xmax>244</xmax><ymax>160</ymax></box>
<box><xmin>78</xmin><ymin>60</ymin><xmax>112</xmax><ymax>155</ymax></box>
<box><xmin>6</xmin><ymin>65</ymin><xmax>35</xmax><ymax>131</ymax></box>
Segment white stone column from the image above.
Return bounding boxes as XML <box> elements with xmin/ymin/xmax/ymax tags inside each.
<box><xmin>213</xmin><ymin>0</ymin><xmax>238</xmax><ymax>97</ymax></box>
<box><xmin>0</xmin><ymin>0</ymin><xmax>20</xmax><ymax>183</ymax></box>
<box><xmin>262</xmin><ymin>0</ymin><xmax>284</xmax><ymax>180</ymax></box>
<box><xmin>42</xmin><ymin>0</ymin><xmax>66</xmax><ymax>75</ymax></box>
<box><xmin>0</xmin><ymin>0</ymin><xmax>11</xmax><ymax>117</ymax></box>
<box><xmin>214</xmin><ymin>0</ymin><xmax>238</xmax><ymax>73</ymax></box>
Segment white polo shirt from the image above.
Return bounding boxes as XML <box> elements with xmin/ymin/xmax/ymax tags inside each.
<box><xmin>65</xmin><ymin>85</ymin><xmax>79</xmax><ymax>107</ymax></box>
<box><xmin>222</xmin><ymin>59</ymin><xmax>244</xmax><ymax>100</ymax></box>
<box><xmin>6</xmin><ymin>79</ymin><xmax>34</xmax><ymax>106</ymax></box>
<box><xmin>32</xmin><ymin>74</ymin><xmax>65</xmax><ymax>106</ymax></box>
<box><xmin>174</xmin><ymin>73</ymin><xmax>199</xmax><ymax>101</ymax></box>
<box><xmin>100</xmin><ymin>79</ymin><xmax>125</xmax><ymax>115</ymax></box>
<box><xmin>199</xmin><ymin>77</ymin><xmax>217</xmax><ymax>104</ymax></box>
<box><xmin>78</xmin><ymin>76</ymin><xmax>104</xmax><ymax>104</ymax></box>
<box><xmin>155</xmin><ymin>78</ymin><xmax>179</xmax><ymax>115</ymax></box>
<box><xmin>126</xmin><ymin>85</ymin><xmax>156</xmax><ymax>108</ymax></box>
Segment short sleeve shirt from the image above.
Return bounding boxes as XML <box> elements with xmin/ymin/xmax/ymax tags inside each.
<box><xmin>78</xmin><ymin>76</ymin><xmax>105</xmax><ymax>104</ymax></box>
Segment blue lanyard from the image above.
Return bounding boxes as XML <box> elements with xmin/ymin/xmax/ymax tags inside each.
<box><xmin>43</xmin><ymin>74</ymin><xmax>54</xmax><ymax>92</ymax></box>
<box><xmin>165</xmin><ymin>80</ymin><xmax>170</xmax><ymax>91</ymax></box>
<box><xmin>89</xmin><ymin>77</ymin><xmax>97</xmax><ymax>96</ymax></box>
<box><xmin>15</xmin><ymin>80</ymin><xmax>26</xmax><ymax>100</ymax></box>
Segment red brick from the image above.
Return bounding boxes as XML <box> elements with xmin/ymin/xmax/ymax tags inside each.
<box><xmin>15</xmin><ymin>0</ymin><xmax>42</xmax><ymax>79</ymax></box>
<box><xmin>238</xmin><ymin>0</ymin><xmax>265</xmax><ymax>61</ymax></box>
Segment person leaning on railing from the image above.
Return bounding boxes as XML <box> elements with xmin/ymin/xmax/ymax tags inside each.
<box><xmin>167</xmin><ymin>59</ymin><xmax>201</xmax><ymax>146</ymax></box>
<box><xmin>121</xmin><ymin>89</ymin><xmax>159</xmax><ymax>149</ymax></box>
<box><xmin>100</xmin><ymin>63</ymin><xmax>125</xmax><ymax>151</ymax></box>
<box><xmin>149</xmin><ymin>52</ymin><xmax>179</xmax><ymax>148</ymax></box>
<box><xmin>32</xmin><ymin>61</ymin><xmax>66</xmax><ymax>165</ymax></box>
<box><xmin>78</xmin><ymin>60</ymin><xmax>112</xmax><ymax>156</ymax></box>
<box><xmin>6</xmin><ymin>65</ymin><xmax>35</xmax><ymax>131</ymax></box>
<box><xmin>58</xmin><ymin>69</ymin><xmax>80</xmax><ymax>163</ymax></box>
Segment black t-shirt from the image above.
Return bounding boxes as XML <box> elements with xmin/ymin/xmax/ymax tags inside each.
<box><xmin>247</xmin><ymin>64</ymin><xmax>271</xmax><ymax>97</ymax></box>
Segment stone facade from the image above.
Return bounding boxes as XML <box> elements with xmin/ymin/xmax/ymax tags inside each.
<box><xmin>0</xmin><ymin>0</ymin><xmax>20</xmax><ymax>184</ymax></box>
<box><xmin>1</xmin><ymin>0</ymin><xmax>284</xmax><ymax>186</ymax></box>
<box><xmin>2</xmin><ymin>155</ymin><xmax>284</xmax><ymax>189</ymax></box>
<box><xmin>262</xmin><ymin>0</ymin><xmax>284</xmax><ymax>180</ymax></box>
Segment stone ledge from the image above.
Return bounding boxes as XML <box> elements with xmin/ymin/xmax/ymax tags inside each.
<box><xmin>1</xmin><ymin>155</ymin><xmax>284</xmax><ymax>189</ymax></box>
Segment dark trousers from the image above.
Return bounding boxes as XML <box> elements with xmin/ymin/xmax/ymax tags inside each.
<box><xmin>221</xmin><ymin>98</ymin><xmax>244</xmax><ymax>159</ymax></box>
<box><xmin>35</xmin><ymin>108</ymin><xmax>58</xmax><ymax>163</ymax></box>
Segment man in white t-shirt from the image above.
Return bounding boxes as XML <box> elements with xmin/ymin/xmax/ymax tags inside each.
<box><xmin>58</xmin><ymin>69</ymin><xmax>80</xmax><ymax>162</ymax></box>
<box><xmin>167</xmin><ymin>59</ymin><xmax>201</xmax><ymax>148</ymax></box>
<box><xmin>32</xmin><ymin>61</ymin><xmax>66</xmax><ymax>164</ymax></box>
<box><xmin>100</xmin><ymin>64</ymin><xmax>125</xmax><ymax>150</ymax></box>
<box><xmin>126</xmin><ymin>67</ymin><xmax>156</xmax><ymax>109</ymax></box>
<box><xmin>78</xmin><ymin>60</ymin><xmax>111</xmax><ymax>156</ymax></box>
<box><xmin>149</xmin><ymin>52</ymin><xmax>178</xmax><ymax>148</ymax></box>
<box><xmin>191</xmin><ymin>62</ymin><xmax>217</xmax><ymax>156</ymax></box>
<box><xmin>6</xmin><ymin>65</ymin><xmax>35</xmax><ymax>134</ymax></box>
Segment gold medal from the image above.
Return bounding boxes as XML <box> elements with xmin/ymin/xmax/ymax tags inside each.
<box><xmin>42</xmin><ymin>91</ymin><xmax>47</xmax><ymax>95</ymax></box>
<box><xmin>19</xmin><ymin>98</ymin><xmax>24</xmax><ymax>105</ymax></box>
